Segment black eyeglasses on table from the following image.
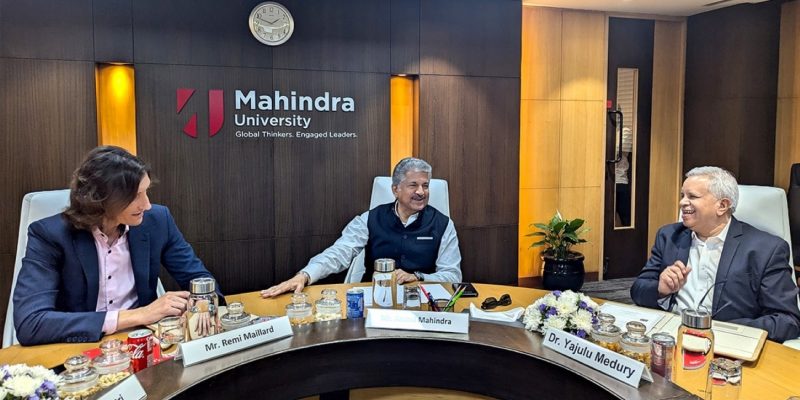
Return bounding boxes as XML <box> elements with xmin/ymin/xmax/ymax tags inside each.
<box><xmin>481</xmin><ymin>293</ymin><xmax>511</xmax><ymax>310</ymax></box>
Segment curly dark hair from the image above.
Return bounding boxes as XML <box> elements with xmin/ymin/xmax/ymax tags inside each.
<box><xmin>64</xmin><ymin>146</ymin><xmax>152</xmax><ymax>231</ymax></box>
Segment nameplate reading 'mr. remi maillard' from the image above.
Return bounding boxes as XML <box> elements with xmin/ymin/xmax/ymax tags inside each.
<box><xmin>365</xmin><ymin>308</ymin><xmax>469</xmax><ymax>334</ymax></box>
<box><xmin>97</xmin><ymin>374</ymin><xmax>146</xmax><ymax>400</ymax></box>
<box><xmin>542</xmin><ymin>328</ymin><xmax>653</xmax><ymax>387</ymax></box>
<box><xmin>180</xmin><ymin>316</ymin><xmax>293</xmax><ymax>367</ymax></box>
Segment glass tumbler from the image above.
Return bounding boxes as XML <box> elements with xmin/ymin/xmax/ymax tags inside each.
<box><xmin>403</xmin><ymin>285</ymin><xmax>421</xmax><ymax>310</ymax></box>
<box><xmin>157</xmin><ymin>316</ymin><xmax>185</xmax><ymax>360</ymax></box>
<box><xmin>706</xmin><ymin>357</ymin><xmax>742</xmax><ymax>400</ymax></box>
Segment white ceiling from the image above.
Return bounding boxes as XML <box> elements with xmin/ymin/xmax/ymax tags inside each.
<box><xmin>521</xmin><ymin>0</ymin><xmax>769</xmax><ymax>17</ymax></box>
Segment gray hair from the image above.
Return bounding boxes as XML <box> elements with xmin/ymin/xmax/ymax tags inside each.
<box><xmin>685</xmin><ymin>166</ymin><xmax>739</xmax><ymax>212</ymax></box>
<box><xmin>392</xmin><ymin>157</ymin><xmax>432</xmax><ymax>186</ymax></box>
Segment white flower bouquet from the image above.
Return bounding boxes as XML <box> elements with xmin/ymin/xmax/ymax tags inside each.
<box><xmin>523</xmin><ymin>290</ymin><xmax>599</xmax><ymax>339</ymax></box>
<box><xmin>1</xmin><ymin>364</ymin><xmax>59</xmax><ymax>400</ymax></box>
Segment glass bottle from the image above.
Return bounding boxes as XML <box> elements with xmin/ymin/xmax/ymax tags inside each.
<box><xmin>675</xmin><ymin>309</ymin><xmax>714</xmax><ymax>398</ymax></box>
<box><xmin>220</xmin><ymin>301</ymin><xmax>253</xmax><ymax>332</ymax></box>
<box><xmin>315</xmin><ymin>288</ymin><xmax>343</xmax><ymax>322</ymax></box>
<box><xmin>619</xmin><ymin>321</ymin><xmax>652</xmax><ymax>367</ymax></box>
<box><xmin>590</xmin><ymin>313</ymin><xmax>622</xmax><ymax>352</ymax></box>
<box><xmin>58</xmin><ymin>354</ymin><xmax>100</xmax><ymax>398</ymax></box>
<box><xmin>372</xmin><ymin>258</ymin><xmax>396</xmax><ymax>308</ymax></box>
<box><xmin>185</xmin><ymin>277</ymin><xmax>220</xmax><ymax>341</ymax></box>
<box><xmin>93</xmin><ymin>339</ymin><xmax>132</xmax><ymax>388</ymax></box>
<box><xmin>285</xmin><ymin>292</ymin><xmax>314</xmax><ymax>326</ymax></box>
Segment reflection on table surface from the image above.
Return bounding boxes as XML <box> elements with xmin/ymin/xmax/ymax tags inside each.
<box><xmin>1</xmin><ymin>283</ymin><xmax>798</xmax><ymax>399</ymax></box>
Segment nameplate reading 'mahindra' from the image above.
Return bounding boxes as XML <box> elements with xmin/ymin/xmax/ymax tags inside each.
<box><xmin>180</xmin><ymin>316</ymin><xmax>293</xmax><ymax>367</ymax></box>
<box><xmin>97</xmin><ymin>374</ymin><xmax>146</xmax><ymax>400</ymax></box>
<box><xmin>542</xmin><ymin>328</ymin><xmax>653</xmax><ymax>387</ymax></box>
<box><xmin>364</xmin><ymin>308</ymin><xmax>469</xmax><ymax>334</ymax></box>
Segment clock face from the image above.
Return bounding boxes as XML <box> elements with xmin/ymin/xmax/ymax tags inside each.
<box><xmin>249</xmin><ymin>2</ymin><xmax>294</xmax><ymax>46</ymax></box>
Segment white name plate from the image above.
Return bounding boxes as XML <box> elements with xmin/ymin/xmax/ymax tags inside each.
<box><xmin>365</xmin><ymin>308</ymin><xmax>469</xmax><ymax>334</ymax></box>
<box><xmin>542</xmin><ymin>328</ymin><xmax>653</xmax><ymax>387</ymax></box>
<box><xmin>180</xmin><ymin>316</ymin><xmax>293</xmax><ymax>367</ymax></box>
<box><xmin>97</xmin><ymin>374</ymin><xmax>146</xmax><ymax>400</ymax></box>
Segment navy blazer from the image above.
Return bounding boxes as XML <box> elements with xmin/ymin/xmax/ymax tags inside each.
<box><xmin>13</xmin><ymin>204</ymin><xmax>223</xmax><ymax>345</ymax></box>
<box><xmin>631</xmin><ymin>217</ymin><xmax>800</xmax><ymax>342</ymax></box>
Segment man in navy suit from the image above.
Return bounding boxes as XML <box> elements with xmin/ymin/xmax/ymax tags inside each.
<box><xmin>13</xmin><ymin>146</ymin><xmax>223</xmax><ymax>345</ymax></box>
<box><xmin>631</xmin><ymin>166</ymin><xmax>800</xmax><ymax>342</ymax></box>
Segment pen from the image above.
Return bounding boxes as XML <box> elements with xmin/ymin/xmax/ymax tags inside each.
<box><xmin>419</xmin><ymin>285</ymin><xmax>438</xmax><ymax>311</ymax></box>
<box><xmin>444</xmin><ymin>285</ymin><xmax>467</xmax><ymax>311</ymax></box>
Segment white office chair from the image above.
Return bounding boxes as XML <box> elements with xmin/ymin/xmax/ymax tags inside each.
<box><xmin>343</xmin><ymin>177</ymin><xmax>451</xmax><ymax>283</ymax></box>
<box><xmin>733</xmin><ymin>185</ymin><xmax>800</xmax><ymax>349</ymax></box>
<box><xmin>3</xmin><ymin>190</ymin><xmax>166</xmax><ymax>348</ymax></box>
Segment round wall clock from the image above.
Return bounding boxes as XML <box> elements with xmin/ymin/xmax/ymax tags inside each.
<box><xmin>248</xmin><ymin>2</ymin><xmax>294</xmax><ymax>46</ymax></box>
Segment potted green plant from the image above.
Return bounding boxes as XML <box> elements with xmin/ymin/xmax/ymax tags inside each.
<box><xmin>527</xmin><ymin>211</ymin><xmax>589</xmax><ymax>291</ymax></box>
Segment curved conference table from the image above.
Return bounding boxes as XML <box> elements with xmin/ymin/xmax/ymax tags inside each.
<box><xmin>2</xmin><ymin>284</ymin><xmax>799</xmax><ymax>399</ymax></box>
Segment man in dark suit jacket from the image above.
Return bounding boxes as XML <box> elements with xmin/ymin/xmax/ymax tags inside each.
<box><xmin>13</xmin><ymin>146</ymin><xmax>222</xmax><ymax>345</ymax></box>
<box><xmin>631</xmin><ymin>167</ymin><xmax>800</xmax><ymax>343</ymax></box>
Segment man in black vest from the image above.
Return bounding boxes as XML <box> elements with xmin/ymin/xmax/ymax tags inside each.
<box><xmin>261</xmin><ymin>157</ymin><xmax>462</xmax><ymax>298</ymax></box>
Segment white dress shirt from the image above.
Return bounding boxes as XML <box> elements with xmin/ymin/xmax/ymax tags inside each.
<box><xmin>660</xmin><ymin>218</ymin><xmax>731</xmax><ymax>313</ymax></box>
<box><xmin>301</xmin><ymin>204</ymin><xmax>462</xmax><ymax>284</ymax></box>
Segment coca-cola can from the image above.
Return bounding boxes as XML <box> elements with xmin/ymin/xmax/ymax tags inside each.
<box><xmin>128</xmin><ymin>328</ymin><xmax>154</xmax><ymax>372</ymax></box>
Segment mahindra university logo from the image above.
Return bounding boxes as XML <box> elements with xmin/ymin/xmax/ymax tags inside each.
<box><xmin>176</xmin><ymin>88</ymin><xmax>224</xmax><ymax>138</ymax></box>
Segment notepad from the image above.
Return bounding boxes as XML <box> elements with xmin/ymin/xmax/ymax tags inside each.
<box><xmin>600</xmin><ymin>302</ymin><xmax>767</xmax><ymax>362</ymax></box>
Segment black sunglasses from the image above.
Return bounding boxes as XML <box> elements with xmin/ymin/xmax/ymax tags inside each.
<box><xmin>481</xmin><ymin>294</ymin><xmax>511</xmax><ymax>310</ymax></box>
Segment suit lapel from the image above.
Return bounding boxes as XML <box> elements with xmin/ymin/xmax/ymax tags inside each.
<box><xmin>713</xmin><ymin>218</ymin><xmax>741</xmax><ymax>311</ymax></box>
<box><xmin>128</xmin><ymin>226</ymin><xmax>151</xmax><ymax>303</ymax></box>
<box><xmin>74</xmin><ymin>230</ymin><xmax>100</xmax><ymax>309</ymax></box>
<box><xmin>670</xmin><ymin>228</ymin><xmax>693</xmax><ymax>310</ymax></box>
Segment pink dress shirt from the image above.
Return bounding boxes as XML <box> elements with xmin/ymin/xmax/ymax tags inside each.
<box><xmin>92</xmin><ymin>226</ymin><xmax>138</xmax><ymax>334</ymax></box>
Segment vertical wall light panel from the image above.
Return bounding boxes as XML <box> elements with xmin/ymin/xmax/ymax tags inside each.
<box><xmin>96</xmin><ymin>64</ymin><xmax>137</xmax><ymax>154</ymax></box>
<box><xmin>390</xmin><ymin>76</ymin><xmax>417</xmax><ymax>172</ymax></box>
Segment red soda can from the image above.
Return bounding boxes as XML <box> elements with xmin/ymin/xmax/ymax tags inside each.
<box><xmin>128</xmin><ymin>329</ymin><xmax>154</xmax><ymax>372</ymax></box>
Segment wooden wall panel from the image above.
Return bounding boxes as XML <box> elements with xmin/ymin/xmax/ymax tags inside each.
<box><xmin>192</xmin><ymin>240</ymin><xmax>275</xmax><ymax>295</ymax></box>
<box><xmin>520</xmin><ymin>100</ymin><xmax>561</xmax><ymax>189</ymax></box>
<box><xmin>521</xmin><ymin>7</ymin><xmax>562</xmax><ymax>100</ymax></box>
<box><xmin>0</xmin><ymin>0</ymin><xmax>93</xmax><ymax>60</ymax></box>
<box><xmin>273</xmin><ymin>0</ymin><xmax>390</xmax><ymax>73</ymax></box>
<box><xmin>419</xmin><ymin>75</ymin><xmax>520</xmax><ymax>227</ymax></box>
<box><xmin>93</xmin><ymin>0</ymin><xmax>133</xmax><ymax>63</ymax></box>
<box><xmin>272</xmin><ymin>70</ymin><xmax>389</xmax><ymax>237</ymax></box>
<box><xmin>0</xmin><ymin>58</ymin><xmax>96</xmax><ymax>337</ymax></box>
<box><xmin>648</xmin><ymin>20</ymin><xmax>685</xmax><ymax>249</ymax></box>
<box><xmin>136</xmin><ymin>64</ymin><xmax>276</xmax><ymax>244</ymax></box>
<box><xmin>561</xmin><ymin>11</ymin><xmax>606</xmax><ymax>101</ymax></box>
<box><xmin>519</xmin><ymin>6</ymin><xmax>607</xmax><ymax>279</ymax></box>
<box><xmin>132</xmin><ymin>0</ymin><xmax>273</xmax><ymax>68</ymax></box>
<box><xmin>775</xmin><ymin>0</ymin><xmax>800</xmax><ymax>190</ymax></box>
<box><xmin>518</xmin><ymin>188</ymin><xmax>558</xmax><ymax>277</ymax></box>
<box><xmin>420</xmin><ymin>0</ymin><xmax>520</xmax><ymax>78</ymax></box>
<box><xmin>418</xmin><ymin>73</ymin><xmax>520</xmax><ymax>284</ymax></box>
<box><xmin>683</xmin><ymin>1</ymin><xmax>781</xmax><ymax>184</ymax></box>
<box><xmin>458</xmin><ymin>226</ymin><xmax>519</xmax><ymax>284</ymax></box>
<box><xmin>390</xmin><ymin>0</ymin><xmax>421</xmax><ymax>75</ymax></box>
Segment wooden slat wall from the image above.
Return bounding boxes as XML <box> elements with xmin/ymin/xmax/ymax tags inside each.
<box><xmin>648</xmin><ymin>20</ymin><xmax>686</xmax><ymax>251</ymax></box>
<box><xmin>775</xmin><ymin>0</ymin><xmax>800</xmax><ymax>190</ymax></box>
<box><xmin>683</xmin><ymin>1</ymin><xmax>781</xmax><ymax>185</ymax></box>
<box><xmin>417</xmin><ymin>0</ymin><xmax>520</xmax><ymax>285</ymax></box>
<box><xmin>519</xmin><ymin>7</ymin><xmax>606</xmax><ymax>279</ymax></box>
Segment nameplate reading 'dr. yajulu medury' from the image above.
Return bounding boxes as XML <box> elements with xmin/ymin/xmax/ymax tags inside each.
<box><xmin>542</xmin><ymin>328</ymin><xmax>653</xmax><ymax>387</ymax></box>
<box><xmin>180</xmin><ymin>316</ymin><xmax>293</xmax><ymax>367</ymax></box>
<box><xmin>97</xmin><ymin>374</ymin><xmax>146</xmax><ymax>400</ymax></box>
<box><xmin>365</xmin><ymin>308</ymin><xmax>469</xmax><ymax>334</ymax></box>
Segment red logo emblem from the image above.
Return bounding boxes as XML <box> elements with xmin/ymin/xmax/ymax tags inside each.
<box><xmin>176</xmin><ymin>88</ymin><xmax>224</xmax><ymax>138</ymax></box>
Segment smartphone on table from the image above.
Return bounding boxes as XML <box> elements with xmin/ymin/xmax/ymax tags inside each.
<box><xmin>452</xmin><ymin>282</ymin><xmax>479</xmax><ymax>297</ymax></box>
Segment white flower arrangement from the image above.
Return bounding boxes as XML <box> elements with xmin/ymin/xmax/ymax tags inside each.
<box><xmin>1</xmin><ymin>364</ymin><xmax>59</xmax><ymax>400</ymax></box>
<box><xmin>523</xmin><ymin>290</ymin><xmax>599</xmax><ymax>339</ymax></box>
